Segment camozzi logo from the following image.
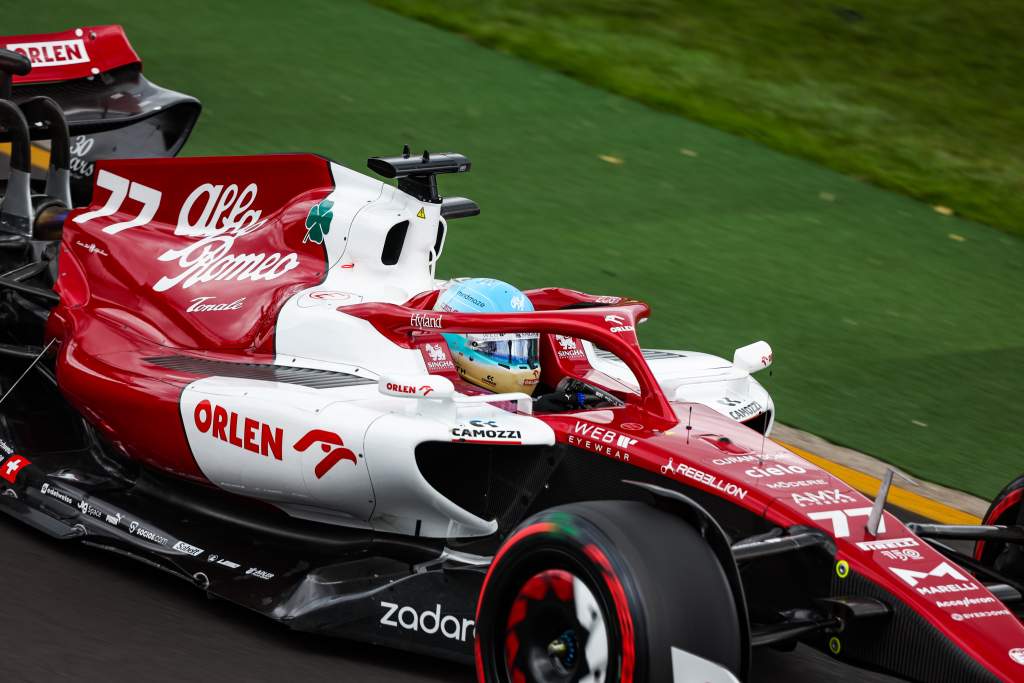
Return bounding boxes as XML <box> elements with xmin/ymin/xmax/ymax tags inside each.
<box><xmin>73</xmin><ymin>173</ymin><xmax>301</xmax><ymax>292</ymax></box>
<box><xmin>5</xmin><ymin>39</ymin><xmax>89</xmax><ymax>66</ymax></box>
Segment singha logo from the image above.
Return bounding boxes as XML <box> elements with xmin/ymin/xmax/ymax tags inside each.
<box><xmin>425</xmin><ymin>344</ymin><xmax>447</xmax><ymax>362</ymax></box>
<box><xmin>293</xmin><ymin>429</ymin><xmax>358</xmax><ymax>479</ymax></box>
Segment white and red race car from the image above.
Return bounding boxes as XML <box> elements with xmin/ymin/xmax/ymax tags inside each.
<box><xmin>1</xmin><ymin>27</ymin><xmax>1023</xmax><ymax>683</ymax></box>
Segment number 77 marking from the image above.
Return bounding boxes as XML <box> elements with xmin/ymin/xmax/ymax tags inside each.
<box><xmin>73</xmin><ymin>170</ymin><xmax>162</xmax><ymax>235</ymax></box>
<box><xmin>808</xmin><ymin>507</ymin><xmax>887</xmax><ymax>538</ymax></box>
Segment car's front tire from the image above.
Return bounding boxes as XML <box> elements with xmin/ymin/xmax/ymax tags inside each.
<box><xmin>475</xmin><ymin>501</ymin><xmax>744</xmax><ymax>682</ymax></box>
<box><xmin>975</xmin><ymin>473</ymin><xmax>1024</xmax><ymax>581</ymax></box>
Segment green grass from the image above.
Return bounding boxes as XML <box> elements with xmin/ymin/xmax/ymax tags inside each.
<box><xmin>371</xmin><ymin>0</ymin><xmax>1024</xmax><ymax>237</ymax></box>
<box><xmin>15</xmin><ymin>1</ymin><xmax>1024</xmax><ymax>498</ymax></box>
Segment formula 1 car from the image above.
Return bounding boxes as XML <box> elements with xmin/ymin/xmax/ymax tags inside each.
<box><xmin>1</xmin><ymin>31</ymin><xmax>1024</xmax><ymax>683</ymax></box>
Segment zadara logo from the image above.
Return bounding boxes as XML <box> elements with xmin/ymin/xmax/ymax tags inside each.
<box><xmin>380</xmin><ymin>602</ymin><xmax>475</xmax><ymax>643</ymax></box>
<box><xmin>73</xmin><ymin>173</ymin><xmax>301</xmax><ymax>292</ymax></box>
<box><xmin>292</xmin><ymin>429</ymin><xmax>358</xmax><ymax>479</ymax></box>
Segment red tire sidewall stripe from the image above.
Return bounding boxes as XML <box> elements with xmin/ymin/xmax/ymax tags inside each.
<box><xmin>976</xmin><ymin>487</ymin><xmax>1023</xmax><ymax>559</ymax></box>
<box><xmin>584</xmin><ymin>543</ymin><xmax>636</xmax><ymax>683</ymax></box>
<box><xmin>475</xmin><ymin>521</ymin><xmax>556</xmax><ymax>683</ymax></box>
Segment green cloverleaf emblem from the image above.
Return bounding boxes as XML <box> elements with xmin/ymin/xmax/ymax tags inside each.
<box><xmin>305</xmin><ymin>198</ymin><xmax>334</xmax><ymax>244</ymax></box>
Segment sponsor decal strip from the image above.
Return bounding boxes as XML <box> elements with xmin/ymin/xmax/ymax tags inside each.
<box><xmin>776</xmin><ymin>440</ymin><xmax>981</xmax><ymax>525</ymax></box>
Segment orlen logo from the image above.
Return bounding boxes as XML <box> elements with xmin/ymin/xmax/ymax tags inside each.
<box><xmin>6</xmin><ymin>39</ymin><xmax>89</xmax><ymax>67</ymax></box>
<box><xmin>194</xmin><ymin>400</ymin><xmax>283</xmax><ymax>459</ymax></box>
<box><xmin>604</xmin><ymin>314</ymin><xmax>635</xmax><ymax>334</ymax></box>
<box><xmin>293</xmin><ymin>429</ymin><xmax>357</xmax><ymax>479</ymax></box>
<box><xmin>386</xmin><ymin>382</ymin><xmax>435</xmax><ymax>397</ymax></box>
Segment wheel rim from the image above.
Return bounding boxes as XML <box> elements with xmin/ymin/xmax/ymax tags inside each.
<box><xmin>504</xmin><ymin>569</ymin><xmax>609</xmax><ymax>683</ymax></box>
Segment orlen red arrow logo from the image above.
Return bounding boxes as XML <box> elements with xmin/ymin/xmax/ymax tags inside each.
<box><xmin>293</xmin><ymin>429</ymin><xmax>358</xmax><ymax>479</ymax></box>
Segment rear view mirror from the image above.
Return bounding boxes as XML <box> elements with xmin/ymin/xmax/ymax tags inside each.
<box><xmin>733</xmin><ymin>341</ymin><xmax>773</xmax><ymax>374</ymax></box>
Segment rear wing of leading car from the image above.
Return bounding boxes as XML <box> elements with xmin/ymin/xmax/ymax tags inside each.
<box><xmin>0</xmin><ymin>26</ymin><xmax>200</xmax><ymax>205</ymax></box>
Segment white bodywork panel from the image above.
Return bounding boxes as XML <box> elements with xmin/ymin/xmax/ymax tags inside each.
<box><xmin>586</xmin><ymin>342</ymin><xmax>775</xmax><ymax>434</ymax></box>
<box><xmin>671</xmin><ymin>647</ymin><xmax>741</xmax><ymax>683</ymax></box>
<box><xmin>176</xmin><ymin>159</ymin><xmax>772</xmax><ymax>534</ymax></box>
<box><xmin>179</xmin><ymin>376</ymin><xmax>554</xmax><ymax>537</ymax></box>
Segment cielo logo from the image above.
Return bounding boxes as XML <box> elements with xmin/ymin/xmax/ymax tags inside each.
<box><xmin>379</xmin><ymin>601</ymin><xmax>475</xmax><ymax>642</ymax></box>
<box><xmin>1010</xmin><ymin>648</ymin><xmax>1024</xmax><ymax>665</ymax></box>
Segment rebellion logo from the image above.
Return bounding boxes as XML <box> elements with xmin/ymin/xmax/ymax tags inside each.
<box><xmin>5</xmin><ymin>39</ymin><xmax>89</xmax><ymax>67</ymax></box>
<box><xmin>661</xmin><ymin>457</ymin><xmax>748</xmax><ymax>500</ymax></box>
<box><xmin>292</xmin><ymin>429</ymin><xmax>357</xmax><ymax>479</ymax></box>
<box><xmin>194</xmin><ymin>400</ymin><xmax>284</xmax><ymax>460</ymax></box>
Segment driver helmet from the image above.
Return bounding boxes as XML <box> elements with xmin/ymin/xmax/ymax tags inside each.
<box><xmin>435</xmin><ymin>278</ymin><xmax>541</xmax><ymax>395</ymax></box>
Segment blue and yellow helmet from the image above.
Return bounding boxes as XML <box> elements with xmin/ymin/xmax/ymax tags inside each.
<box><xmin>435</xmin><ymin>278</ymin><xmax>541</xmax><ymax>395</ymax></box>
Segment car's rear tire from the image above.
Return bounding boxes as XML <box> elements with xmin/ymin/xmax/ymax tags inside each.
<box><xmin>975</xmin><ymin>473</ymin><xmax>1024</xmax><ymax>581</ymax></box>
<box><xmin>475</xmin><ymin>501</ymin><xmax>744</xmax><ymax>682</ymax></box>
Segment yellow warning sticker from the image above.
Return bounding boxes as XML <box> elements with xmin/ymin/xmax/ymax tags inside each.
<box><xmin>416</xmin><ymin>207</ymin><xmax>426</xmax><ymax>219</ymax></box>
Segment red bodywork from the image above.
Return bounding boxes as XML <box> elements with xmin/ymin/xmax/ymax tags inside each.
<box><xmin>3</xmin><ymin>26</ymin><xmax>139</xmax><ymax>84</ymax></box>
<box><xmin>344</xmin><ymin>300</ymin><xmax>1024</xmax><ymax>682</ymax></box>
<box><xmin>48</xmin><ymin>155</ymin><xmax>334</xmax><ymax>480</ymax></box>
<box><xmin>48</xmin><ymin>155</ymin><xmax>1024</xmax><ymax>681</ymax></box>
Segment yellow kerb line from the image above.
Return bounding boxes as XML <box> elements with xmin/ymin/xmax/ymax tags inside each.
<box><xmin>0</xmin><ymin>142</ymin><xmax>53</xmax><ymax>172</ymax></box>
<box><xmin>776</xmin><ymin>440</ymin><xmax>981</xmax><ymax>525</ymax></box>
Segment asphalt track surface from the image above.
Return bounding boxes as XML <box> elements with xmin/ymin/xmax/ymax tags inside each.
<box><xmin>1</xmin><ymin>510</ymin><xmax>958</xmax><ymax>682</ymax></box>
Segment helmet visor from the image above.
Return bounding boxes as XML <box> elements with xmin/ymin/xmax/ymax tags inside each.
<box><xmin>467</xmin><ymin>333</ymin><xmax>540</xmax><ymax>368</ymax></box>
